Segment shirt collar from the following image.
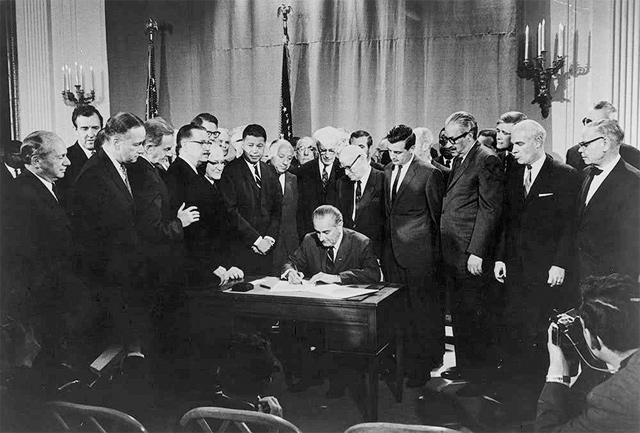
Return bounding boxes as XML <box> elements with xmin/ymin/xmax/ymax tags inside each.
<box><xmin>26</xmin><ymin>167</ymin><xmax>56</xmax><ymax>198</ymax></box>
<box><xmin>79</xmin><ymin>143</ymin><xmax>93</xmax><ymax>159</ymax></box>
<box><xmin>103</xmin><ymin>146</ymin><xmax>126</xmax><ymax>172</ymax></box>
<box><xmin>596</xmin><ymin>154</ymin><xmax>621</xmax><ymax>177</ymax></box>
<box><xmin>459</xmin><ymin>141</ymin><xmax>477</xmax><ymax>163</ymax></box>
<box><xmin>179</xmin><ymin>155</ymin><xmax>199</xmax><ymax>174</ymax></box>
<box><xmin>396</xmin><ymin>153</ymin><xmax>414</xmax><ymax>170</ymax></box>
<box><xmin>358</xmin><ymin>164</ymin><xmax>372</xmax><ymax>187</ymax></box>
<box><xmin>245</xmin><ymin>158</ymin><xmax>261</xmax><ymax>175</ymax></box>
<box><xmin>332</xmin><ymin>229</ymin><xmax>344</xmax><ymax>255</ymax></box>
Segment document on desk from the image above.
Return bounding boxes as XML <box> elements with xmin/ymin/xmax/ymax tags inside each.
<box><xmin>270</xmin><ymin>281</ymin><xmax>377</xmax><ymax>299</ymax></box>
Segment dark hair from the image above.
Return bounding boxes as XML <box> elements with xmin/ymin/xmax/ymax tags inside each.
<box><xmin>191</xmin><ymin>112</ymin><xmax>219</xmax><ymax>128</ymax></box>
<box><xmin>19</xmin><ymin>131</ymin><xmax>62</xmax><ymax>164</ymax></box>
<box><xmin>579</xmin><ymin>274</ymin><xmax>640</xmax><ymax>352</ymax></box>
<box><xmin>72</xmin><ymin>105</ymin><xmax>104</xmax><ymax>129</ymax></box>
<box><xmin>497</xmin><ymin>111</ymin><xmax>528</xmax><ymax>125</ymax></box>
<box><xmin>445</xmin><ymin>111</ymin><xmax>478</xmax><ymax>140</ymax></box>
<box><xmin>312</xmin><ymin>204</ymin><xmax>343</xmax><ymax>225</ymax></box>
<box><xmin>103</xmin><ymin>112</ymin><xmax>144</xmax><ymax>139</ymax></box>
<box><xmin>386</xmin><ymin>124</ymin><xmax>415</xmax><ymax>150</ymax></box>
<box><xmin>217</xmin><ymin>333</ymin><xmax>280</xmax><ymax>396</ymax></box>
<box><xmin>478</xmin><ymin>129</ymin><xmax>497</xmax><ymax>149</ymax></box>
<box><xmin>144</xmin><ymin>117</ymin><xmax>174</xmax><ymax>147</ymax></box>
<box><xmin>350</xmin><ymin>130</ymin><xmax>373</xmax><ymax>148</ymax></box>
<box><xmin>242</xmin><ymin>124</ymin><xmax>267</xmax><ymax>141</ymax></box>
<box><xmin>176</xmin><ymin>123</ymin><xmax>206</xmax><ymax>156</ymax></box>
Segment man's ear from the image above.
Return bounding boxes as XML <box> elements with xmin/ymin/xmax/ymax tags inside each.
<box><xmin>584</xmin><ymin>327</ymin><xmax>602</xmax><ymax>351</ymax></box>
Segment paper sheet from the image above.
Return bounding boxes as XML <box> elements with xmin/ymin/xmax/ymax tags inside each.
<box><xmin>271</xmin><ymin>281</ymin><xmax>377</xmax><ymax>299</ymax></box>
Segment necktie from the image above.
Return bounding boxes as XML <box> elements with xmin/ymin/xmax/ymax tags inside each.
<box><xmin>120</xmin><ymin>163</ymin><xmax>132</xmax><ymax>195</ymax></box>
<box><xmin>326</xmin><ymin>246</ymin><xmax>335</xmax><ymax>271</ymax></box>
<box><xmin>524</xmin><ymin>164</ymin><xmax>533</xmax><ymax>196</ymax></box>
<box><xmin>253</xmin><ymin>164</ymin><xmax>262</xmax><ymax>188</ymax></box>
<box><xmin>322</xmin><ymin>165</ymin><xmax>329</xmax><ymax>187</ymax></box>
<box><xmin>391</xmin><ymin>165</ymin><xmax>402</xmax><ymax>203</ymax></box>
<box><xmin>355</xmin><ymin>180</ymin><xmax>362</xmax><ymax>202</ymax></box>
<box><xmin>51</xmin><ymin>183</ymin><xmax>60</xmax><ymax>202</ymax></box>
<box><xmin>580</xmin><ymin>166</ymin><xmax>603</xmax><ymax>207</ymax></box>
<box><xmin>444</xmin><ymin>159</ymin><xmax>451</xmax><ymax>168</ymax></box>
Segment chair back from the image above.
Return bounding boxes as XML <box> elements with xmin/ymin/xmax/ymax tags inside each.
<box><xmin>47</xmin><ymin>401</ymin><xmax>148</xmax><ymax>432</ymax></box>
<box><xmin>345</xmin><ymin>422</ymin><xmax>462</xmax><ymax>433</ymax></box>
<box><xmin>179</xmin><ymin>406</ymin><xmax>302</xmax><ymax>433</ymax></box>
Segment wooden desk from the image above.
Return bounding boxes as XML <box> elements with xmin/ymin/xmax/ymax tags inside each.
<box><xmin>186</xmin><ymin>279</ymin><xmax>405</xmax><ymax>421</ymax></box>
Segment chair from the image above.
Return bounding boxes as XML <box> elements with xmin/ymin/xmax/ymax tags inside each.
<box><xmin>344</xmin><ymin>422</ymin><xmax>463</xmax><ymax>433</ymax></box>
<box><xmin>47</xmin><ymin>401</ymin><xmax>148</xmax><ymax>432</ymax></box>
<box><xmin>179</xmin><ymin>406</ymin><xmax>302</xmax><ymax>433</ymax></box>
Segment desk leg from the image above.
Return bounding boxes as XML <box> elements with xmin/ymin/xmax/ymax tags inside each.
<box><xmin>367</xmin><ymin>355</ymin><xmax>379</xmax><ymax>421</ymax></box>
<box><xmin>395</xmin><ymin>324</ymin><xmax>404</xmax><ymax>403</ymax></box>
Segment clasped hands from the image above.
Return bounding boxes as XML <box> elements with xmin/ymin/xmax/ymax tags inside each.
<box><xmin>213</xmin><ymin>266</ymin><xmax>244</xmax><ymax>286</ymax></box>
<box><xmin>286</xmin><ymin>270</ymin><xmax>340</xmax><ymax>285</ymax></box>
<box><xmin>252</xmin><ymin>236</ymin><xmax>275</xmax><ymax>255</ymax></box>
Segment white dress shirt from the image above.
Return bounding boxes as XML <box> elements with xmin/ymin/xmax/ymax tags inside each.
<box><xmin>390</xmin><ymin>153</ymin><xmax>414</xmax><ymax>199</ymax></box>
<box><xmin>353</xmin><ymin>165</ymin><xmax>372</xmax><ymax>220</ymax></box>
<box><xmin>524</xmin><ymin>153</ymin><xmax>546</xmax><ymax>188</ymax></box>
<box><xmin>27</xmin><ymin>167</ymin><xmax>58</xmax><ymax>202</ymax></box>
<box><xmin>586</xmin><ymin>155</ymin><xmax>621</xmax><ymax>205</ymax></box>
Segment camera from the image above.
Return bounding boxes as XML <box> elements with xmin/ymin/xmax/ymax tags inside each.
<box><xmin>550</xmin><ymin>308</ymin><xmax>582</xmax><ymax>376</ymax></box>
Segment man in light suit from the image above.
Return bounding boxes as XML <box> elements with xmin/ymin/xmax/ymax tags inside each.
<box><xmin>566</xmin><ymin>101</ymin><xmax>640</xmax><ymax>171</ymax></box>
<box><xmin>440</xmin><ymin>111</ymin><xmax>504</xmax><ymax>382</ymax></box>
<box><xmin>576</xmin><ymin>119</ymin><xmax>640</xmax><ymax>281</ymax></box>
<box><xmin>382</xmin><ymin>124</ymin><xmax>445</xmax><ymax>388</ymax></box>
<box><xmin>267</xmin><ymin>139</ymin><xmax>300</xmax><ymax>274</ymax></box>
<box><xmin>493</xmin><ymin>120</ymin><xmax>581</xmax><ymax>372</ymax></box>
<box><xmin>337</xmin><ymin>145</ymin><xmax>384</xmax><ymax>257</ymax></box>
<box><xmin>219</xmin><ymin>124</ymin><xmax>282</xmax><ymax>275</ymax></box>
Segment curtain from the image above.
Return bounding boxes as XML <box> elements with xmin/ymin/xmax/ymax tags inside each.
<box><xmin>106</xmin><ymin>0</ymin><xmax>522</xmax><ymax>142</ymax></box>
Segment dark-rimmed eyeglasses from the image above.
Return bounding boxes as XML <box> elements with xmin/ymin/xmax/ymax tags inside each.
<box><xmin>443</xmin><ymin>128</ymin><xmax>475</xmax><ymax>145</ymax></box>
<box><xmin>206</xmin><ymin>130</ymin><xmax>221</xmax><ymax>139</ymax></box>
<box><xmin>577</xmin><ymin>136</ymin><xmax>605</xmax><ymax>148</ymax></box>
<box><xmin>207</xmin><ymin>160</ymin><xmax>227</xmax><ymax>166</ymax></box>
<box><xmin>582</xmin><ymin>117</ymin><xmax>593</xmax><ymax>126</ymax></box>
<box><xmin>341</xmin><ymin>154</ymin><xmax>362</xmax><ymax>172</ymax></box>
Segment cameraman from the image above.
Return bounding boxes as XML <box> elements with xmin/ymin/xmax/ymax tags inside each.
<box><xmin>536</xmin><ymin>274</ymin><xmax>639</xmax><ymax>432</ymax></box>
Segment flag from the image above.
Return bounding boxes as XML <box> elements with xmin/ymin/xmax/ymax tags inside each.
<box><xmin>279</xmin><ymin>43</ymin><xmax>293</xmax><ymax>141</ymax></box>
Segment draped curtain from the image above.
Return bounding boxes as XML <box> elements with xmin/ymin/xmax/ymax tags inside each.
<box><xmin>106</xmin><ymin>0</ymin><xmax>522</xmax><ymax>142</ymax></box>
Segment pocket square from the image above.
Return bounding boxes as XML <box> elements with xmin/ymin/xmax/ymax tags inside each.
<box><xmin>538</xmin><ymin>192</ymin><xmax>554</xmax><ymax>197</ymax></box>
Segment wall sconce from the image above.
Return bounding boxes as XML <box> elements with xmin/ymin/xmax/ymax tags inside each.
<box><xmin>61</xmin><ymin>62</ymin><xmax>95</xmax><ymax>106</ymax></box>
<box><xmin>517</xmin><ymin>20</ymin><xmax>565</xmax><ymax>118</ymax></box>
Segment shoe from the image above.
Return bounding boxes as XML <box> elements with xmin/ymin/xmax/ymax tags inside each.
<box><xmin>440</xmin><ymin>367</ymin><xmax>462</xmax><ymax>380</ymax></box>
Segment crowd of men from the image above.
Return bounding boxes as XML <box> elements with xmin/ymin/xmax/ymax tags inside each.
<box><xmin>1</xmin><ymin>100</ymin><xmax>638</xmax><ymax>409</ymax></box>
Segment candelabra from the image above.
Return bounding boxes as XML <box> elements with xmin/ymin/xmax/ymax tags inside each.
<box><xmin>62</xmin><ymin>85</ymin><xmax>95</xmax><ymax>107</ymax></box>
<box><xmin>518</xmin><ymin>51</ymin><xmax>565</xmax><ymax>118</ymax></box>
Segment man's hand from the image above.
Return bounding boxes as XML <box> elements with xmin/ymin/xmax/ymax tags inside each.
<box><xmin>546</xmin><ymin>323</ymin><xmax>570</xmax><ymax>377</ymax></box>
<box><xmin>547</xmin><ymin>266</ymin><xmax>565</xmax><ymax>287</ymax></box>
<box><xmin>286</xmin><ymin>270</ymin><xmax>305</xmax><ymax>284</ymax></box>
<box><xmin>225</xmin><ymin>266</ymin><xmax>244</xmax><ymax>282</ymax></box>
<box><xmin>309</xmin><ymin>272</ymin><xmax>340</xmax><ymax>284</ymax></box>
<box><xmin>257</xmin><ymin>396</ymin><xmax>283</xmax><ymax>418</ymax></box>
<box><xmin>467</xmin><ymin>254</ymin><xmax>483</xmax><ymax>276</ymax></box>
<box><xmin>255</xmin><ymin>238</ymin><xmax>273</xmax><ymax>255</ymax></box>
<box><xmin>213</xmin><ymin>266</ymin><xmax>228</xmax><ymax>285</ymax></box>
<box><xmin>177</xmin><ymin>202</ymin><xmax>200</xmax><ymax>227</ymax></box>
<box><xmin>494</xmin><ymin>261</ymin><xmax>507</xmax><ymax>283</ymax></box>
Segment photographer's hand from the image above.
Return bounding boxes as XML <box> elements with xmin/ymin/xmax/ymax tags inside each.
<box><xmin>257</xmin><ymin>396</ymin><xmax>283</xmax><ymax>418</ymax></box>
<box><xmin>547</xmin><ymin>323</ymin><xmax>570</xmax><ymax>377</ymax></box>
<box><xmin>547</xmin><ymin>266</ymin><xmax>565</xmax><ymax>287</ymax></box>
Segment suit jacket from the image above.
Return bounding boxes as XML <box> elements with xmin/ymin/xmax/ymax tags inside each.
<box><xmin>576</xmin><ymin>158</ymin><xmax>640</xmax><ymax>280</ymax></box>
<box><xmin>296</xmin><ymin>159</ymin><xmax>344</xmax><ymax>238</ymax></box>
<box><xmin>165</xmin><ymin>157</ymin><xmax>231</xmax><ymax>277</ymax></box>
<box><xmin>219</xmin><ymin>158</ymin><xmax>282</xmax><ymax>246</ymax></box>
<box><xmin>430</xmin><ymin>158</ymin><xmax>451</xmax><ymax>185</ymax></box>
<box><xmin>535</xmin><ymin>350</ymin><xmax>640</xmax><ymax>432</ymax></box>
<box><xmin>567</xmin><ymin>142</ymin><xmax>640</xmax><ymax>172</ymax></box>
<box><xmin>441</xmin><ymin>142</ymin><xmax>504</xmax><ymax>270</ymax></box>
<box><xmin>57</xmin><ymin>142</ymin><xmax>90</xmax><ymax>200</ymax></box>
<box><xmin>272</xmin><ymin>170</ymin><xmax>300</xmax><ymax>272</ymax></box>
<box><xmin>282</xmin><ymin>228</ymin><xmax>380</xmax><ymax>284</ymax></box>
<box><xmin>337</xmin><ymin>167</ymin><xmax>384</xmax><ymax>256</ymax></box>
<box><xmin>383</xmin><ymin>157</ymin><xmax>444</xmax><ymax>270</ymax></box>
<box><xmin>69</xmin><ymin>148</ymin><xmax>140</xmax><ymax>284</ymax></box>
<box><xmin>497</xmin><ymin>155</ymin><xmax>581</xmax><ymax>285</ymax></box>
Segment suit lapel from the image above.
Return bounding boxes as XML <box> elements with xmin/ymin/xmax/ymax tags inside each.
<box><xmin>359</xmin><ymin>170</ymin><xmax>378</xmax><ymax>208</ymax></box>
<box><xmin>384</xmin><ymin>166</ymin><xmax>393</xmax><ymax>213</ymax></box>
<box><xmin>24</xmin><ymin>171</ymin><xmax>71</xmax><ymax>230</ymax></box>
<box><xmin>446</xmin><ymin>143</ymin><xmax>479</xmax><ymax>191</ymax></box>
<box><xmin>584</xmin><ymin>159</ymin><xmax>624</xmax><ymax>214</ymax></box>
<box><xmin>99</xmin><ymin>150</ymin><xmax>134</xmax><ymax>206</ymax></box>
<box><xmin>524</xmin><ymin>155</ymin><xmax>552</xmax><ymax>205</ymax></box>
<box><xmin>394</xmin><ymin>159</ymin><xmax>417</xmax><ymax>204</ymax></box>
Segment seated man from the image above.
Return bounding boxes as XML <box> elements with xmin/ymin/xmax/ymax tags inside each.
<box><xmin>536</xmin><ymin>274</ymin><xmax>639</xmax><ymax>432</ymax></box>
<box><xmin>282</xmin><ymin>205</ymin><xmax>380</xmax><ymax>285</ymax></box>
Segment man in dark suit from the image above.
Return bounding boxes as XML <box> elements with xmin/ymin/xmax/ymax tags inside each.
<box><xmin>576</xmin><ymin>119</ymin><xmax>640</xmax><ymax>281</ymax></box>
<box><xmin>382</xmin><ymin>125</ymin><xmax>445</xmax><ymax>387</ymax></box>
<box><xmin>0</xmin><ymin>139</ymin><xmax>22</xmax><ymax>212</ymax></box>
<box><xmin>566</xmin><ymin>101</ymin><xmax>640</xmax><ymax>171</ymax></box>
<box><xmin>267</xmin><ymin>139</ymin><xmax>300</xmax><ymax>273</ymax></box>
<box><xmin>165</xmin><ymin>124</ymin><xmax>243</xmax><ymax>286</ymax></box>
<box><xmin>57</xmin><ymin>105</ymin><xmax>103</xmax><ymax>200</ymax></box>
<box><xmin>1</xmin><ymin>131</ymin><xmax>89</xmax><ymax>363</ymax></box>
<box><xmin>337</xmin><ymin>144</ymin><xmax>384</xmax><ymax>257</ymax></box>
<box><xmin>493</xmin><ymin>120</ymin><xmax>581</xmax><ymax>372</ymax></box>
<box><xmin>440</xmin><ymin>111</ymin><xmax>504</xmax><ymax>382</ymax></box>
<box><xmin>219</xmin><ymin>124</ymin><xmax>282</xmax><ymax>275</ymax></box>
<box><xmin>296</xmin><ymin>127</ymin><xmax>345</xmax><ymax>239</ymax></box>
<box><xmin>282</xmin><ymin>204</ymin><xmax>380</xmax><ymax>285</ymax></box>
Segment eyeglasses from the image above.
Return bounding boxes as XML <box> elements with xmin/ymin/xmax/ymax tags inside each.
<box><xmin>319</xmin><ymin>148</ymin><xmax>337</xmax><ymax>155</ymax></box>
<box><xmin>207</xmin><ymin>160</ymin><xmax>227</xmax><ymax>166</ymax></box>
<box><xmin>443</xmin><ymin>128</ymin><xmax>475</xmax><ymax>145</ymax></box>
<box><xmin>187</xmin><ymin>140</ymin><xmax>211</xmax><ymax>147</ymax></box>
<box><xmin>578</xmin><ymin>136</ymin><xmax>605</xmax><ymax>148</ymax></box>
<box><xmin>582</xmin><ymin>117</ymin><xmax>593</xmax><ymax>126</ymax></box>
<box><xmin>341</xmin><ymin>154</ymin><xmax>362</xmax><ymax>172</ymax></box>
<box><xmin>206</xmin><ymin>130</ymin><xmax>221</xmax><ymax>139</ymax></box>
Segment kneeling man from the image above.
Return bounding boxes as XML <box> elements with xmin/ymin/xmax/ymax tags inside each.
<box><xmin>282</xmin><ymin>205</ymin><xmax>380</xmax><ymax>285</ymax></box>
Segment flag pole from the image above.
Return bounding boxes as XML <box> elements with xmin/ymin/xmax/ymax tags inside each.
<box><xmin>277</xmin><ymin>4</ymin><xmax>293</xmax><ymax>140</ymax></box>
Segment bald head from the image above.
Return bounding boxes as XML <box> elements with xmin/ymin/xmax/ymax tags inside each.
<box><xmin>339</xmin><ymin>144</ymin><xmax>369</xmax><ymax>181</ymax></box>
<box><xmin>511</xmin><ymin>119</ymin><xmax>546</xmax><ymax>166</ymax></box>
<box><xmin>270</xmin><ymin>139</ymin><xmax>294</xmax><ymax>174</ymax></box>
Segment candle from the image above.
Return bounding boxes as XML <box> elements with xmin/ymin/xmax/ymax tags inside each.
<box><xmin>541</xmin><ymin>19</ymin><xmax>546</xmax><ymax>52</ymax></box>
<box><xmin>62</xmin><ymin>66</ymin><xmax>66</xmax><ymax>91</ymax></box>
<box><xmin>66</xmin><ymin>66</ymin><xmax>70</xmax><ymax>91</ymax></box>
<box><xmin>74</xmin><ymin>62</ymin><xmax>79</xmax><ymax>85</ymax></box>
<box><xmin>559</xmin><ymin>23</ymin><xmax>564</xmax><ymax>57</ymax></box>
<box><xmin>537</xmin><ymin>23</ymin><xmax>541</xmax><ymax>56</ymax></box>
<box><xmin>80</xmin><ymin>65</ymin><xmax>84</xmax><ymax>89</ymax></box>
<box><xmin>90</xmin><ymin>66</ymin><xmax>95</xmax><ymax>92</ymax></box>
<box><xmin>525</xmin><ymin>25</ymin><xmax>530</xmax><ymax>61</ymax></box>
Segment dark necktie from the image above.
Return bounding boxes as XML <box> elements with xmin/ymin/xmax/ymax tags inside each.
<box><xmin>253</xmin><ymin>164</ymin><xmax>262</xmax><ymax>188</ymax></box>
<box><xmin>355</xmin><ymin>180</ymin><xmax>362</xmax><ymax>202</ymax></box>
<box><xmin>524</xmin><ymin>164</ymin><xmax>533</xmax><ymax>196</ymax></box>
<box><xmin>444</xmin><ymin>158</ymin><xmax>451</xmax><ymax>168</ymax></box>
<box><xmin>580</xmin><ymin>166</ymin><xmax>603</xmax><ymax>207</ymax></box>
<box><xmin>51</xmin><ymin>183</ymin><xmax>60</xmax><ymax>202</ymax></box>
<box><xmin>120</xmin><ymin>163</ymin><xmax>132</xmax><ymax>195</ymax></box>
<box><xmin>391</xmin><ymin>165</ymin><xmax>402</xmax><ymax>204</ymax></box>
<box><xmin>326</xmin><ymin>246</ymin><xmax>335</xmax><ymax>271</ymax></box>
<box><xmin>322</xmin><ymin>165</ymin><xmax>329</xmax><ymax>187</ymax></box>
